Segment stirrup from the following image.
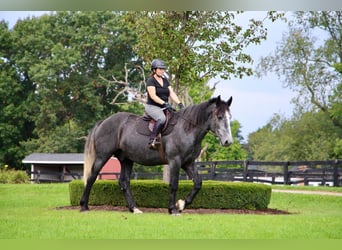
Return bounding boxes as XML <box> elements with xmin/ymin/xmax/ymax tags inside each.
<box><xmin>148</xmin><ymin>138</ymin><xmax>160</xmax><ymax>149</ymax></box>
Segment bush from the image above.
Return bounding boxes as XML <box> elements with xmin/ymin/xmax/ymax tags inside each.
<box><xmin>0</xmin><ymin>169</ymin><xmax>30</xmax><ymax>184</ymax></box>
<box><xmin>69</xmin><ymin>180</ymin><xmax>271</xmax><ymax>210</ymax></box>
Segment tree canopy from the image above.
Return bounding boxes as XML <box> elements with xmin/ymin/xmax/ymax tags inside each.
<box><xmin>2</xmin><ymin>11</ymin><xmax>279</xmax><ymax>168</ymax></box>
<box><xmin>126</xmin><ymin>11</ymin><xmax>281</xmax><ymax>104</ymax></box>
<box><xmin>251</xmin><ymin>11</ymin><xmax>342</xmax><ymax>160</ymax></box>
<box><xmin>1</xmin><ymin>11</ymin><xmax>142</xmax><ymax>167</ymax></box>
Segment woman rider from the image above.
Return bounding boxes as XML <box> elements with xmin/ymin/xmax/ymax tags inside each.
<box><xmin>145</xmin><ymin>59</ymin><xmax>184</xmax><ymax>149</ymax></box>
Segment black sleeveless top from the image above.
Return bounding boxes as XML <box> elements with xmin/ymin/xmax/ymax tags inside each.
<box><xmin>146</xmin><ymin>77</ymin><xmax>170</xmax><ymax>108</ymax></box>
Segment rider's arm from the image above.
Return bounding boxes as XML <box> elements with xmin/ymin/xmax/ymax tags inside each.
<box><xmin>147</xmin><ymin>86</ymin><xmax>165</xmax><ymax>105</ymax></box>
<box><xmin>169</xmin><ymin>86</ymin><xmax>181</xmax><ymax>105</ymax></box>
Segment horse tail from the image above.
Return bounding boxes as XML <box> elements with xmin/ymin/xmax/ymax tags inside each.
<box><xmin>83</xmin><ymin>121</ymin><xmax>101</xmax><ymax>186</ymax></box>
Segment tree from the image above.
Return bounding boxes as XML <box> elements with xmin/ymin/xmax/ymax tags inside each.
<box><xmin>257</xmin><ymin>11</ymin><xmax>342</xmax><ymax>130</ymax></box>
<box><xmin>254</xmin><ymin>11</ymin><xmax>342</xmax><ymax>160</ymax></box>
<box><xmin>125</xmin><ymin>11</ymin><xmax>283</xmax><ymax>162</ymax></box>
<box><xmin>1</xmin><ymin>12</ymin><xmax>143</xmax><ymax>167</ymax></box>
<box><xmin>200</xmin><ymin>120</ymin><xmax>247</xmax><ymax>161</ymax></box>
<box><xmin>126</xmin><ymin>11</ymin><xmax>282</xmax><ymax>104</ymax></box>
<box><xmin>0</xmin><ymin>21</ymin><xmax>36</xmax><ymax>168</ymax></box>
<box><xmin>248</xmin><ymin>111</ymin><xmax>340</xmax><ymax>161</ymax></box>
<box><xmin>1</xmin><ymin>11</ymin><xmax>284</xmax><ymax>168</ymax></box>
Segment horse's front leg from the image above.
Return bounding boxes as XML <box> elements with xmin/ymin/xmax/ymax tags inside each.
<box><xmin>176</xmin><ymin>162</ymin><xmax>202</xmax><ymax>212</ymax></box>
<box><xmin>119</xmin><ymin>159</ymin><xmax>142</xmax><ymax>214</ymax></box>
<box><xmin>168</xmin><ymin>160</ymin><xmax>181</xmax><ymax>215</ymax></box>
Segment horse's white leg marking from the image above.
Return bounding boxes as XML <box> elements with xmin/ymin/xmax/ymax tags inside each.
<box><xmin>133</xmin><ymin>207</ymin><xmax>143</xmax><ymax>214</ymax></box>
<box><xmin>176</xmin><ymin>199</ymin><xmax>185</xmax><ymax>212</ymax></box>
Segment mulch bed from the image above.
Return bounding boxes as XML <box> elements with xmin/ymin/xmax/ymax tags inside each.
<box><xmin>56</xmin><ymin>205</ymin><xmax>291</xmax><ymax>215</ymax></box>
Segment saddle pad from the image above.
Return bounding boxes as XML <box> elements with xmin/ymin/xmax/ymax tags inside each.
<box><xmin>136</xmin><ymin>113</ymin><xmax>178</xmax><ymax>136</ymax></box>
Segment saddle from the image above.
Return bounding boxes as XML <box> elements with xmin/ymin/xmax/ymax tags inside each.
<box><xmin>136</xmin><ymin>110</ymin><xmax>177</xmax><ymax>137</ymax></box>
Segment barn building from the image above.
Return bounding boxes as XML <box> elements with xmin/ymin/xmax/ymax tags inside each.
<box><xmin>22</xmin><ymin>153</ymin><xmax>121</xmax><ymax>183</ymax></box>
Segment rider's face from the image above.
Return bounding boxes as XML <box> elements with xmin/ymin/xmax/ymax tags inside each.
<box><xmin>155</xmin><ymin>68</ymin><xmax>165</xmax><ymax>77</ymax></box>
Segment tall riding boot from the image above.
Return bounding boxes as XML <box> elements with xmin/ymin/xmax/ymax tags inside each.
<box><xmin>148</xmin><ymin>119</ymin><xmax>164</xmax><ymax>149</ymax></box>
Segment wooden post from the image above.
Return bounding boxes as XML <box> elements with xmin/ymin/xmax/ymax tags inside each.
<box><xmin>333</xmin><ymin>160</ymin><xmax>340</xmax><ymax>187</ymax></box>
<box><xmin>284</xmin><ymin>162</ymin><xmax>289</xmax><ymax>185</ymax></box>
<box><xmin>211</xmin><ymin>162</ymin><xmax>217</xmax><ymax>180</ymax></box>
<box><xmin>243</xmin><ymin>160</ymin><xmax>248</xmax><ymax>182</ymax></box>
<box><xmin>61</xmin><ymin>165</ymin><xmax>66</xmax><ymax>182</ymax></box>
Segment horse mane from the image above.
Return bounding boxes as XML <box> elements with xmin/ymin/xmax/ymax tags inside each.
<box><xmin>180</xmin><ymin>97</ymin><xmax>217</xmax><ymax>132</ymax></box>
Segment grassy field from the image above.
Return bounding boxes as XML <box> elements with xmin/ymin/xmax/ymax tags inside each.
<box><xmin>0</xmin><ymin>183</ymin><xmax>341</xmax><ymax>239</ymax></box>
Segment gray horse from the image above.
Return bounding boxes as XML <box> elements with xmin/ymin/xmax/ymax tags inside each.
<box><xmin>80</xmin><ymin>95</ymin><xmax>233</xmax><ymax>215</ymax></box>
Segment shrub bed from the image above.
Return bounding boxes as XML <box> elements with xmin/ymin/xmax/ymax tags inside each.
<box><xmin>0</xmin><ymin>169</ymin><xmax>29</xmax><ymax>184</ymax></box>
<box><xmin>69</xmin><ymin>180</ymin><xmax>271</xmax><ymax>210</ymax></box>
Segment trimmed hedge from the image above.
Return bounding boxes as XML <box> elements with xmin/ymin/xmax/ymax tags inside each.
<box><xmin>70</xmin><ymin>180</ymin><xmax>271</xmax><ymax>210</ymax></box>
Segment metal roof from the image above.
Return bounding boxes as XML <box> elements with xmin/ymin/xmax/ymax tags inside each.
<box><xmin>22</xmin><ymin>153</ymin><xmax>84</xmax><ymax>165</ymax></box>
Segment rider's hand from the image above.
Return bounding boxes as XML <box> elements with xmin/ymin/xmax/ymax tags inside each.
<box><xmin>162</xmin><ymin>102</ymin><xmax>174</xmax><ymax>112</ymax></box>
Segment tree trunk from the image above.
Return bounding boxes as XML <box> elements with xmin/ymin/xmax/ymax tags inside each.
<box><xmin>162</xmin><ymin>165</ymin><xmax>170</xmax><ymax>183</ymax></box>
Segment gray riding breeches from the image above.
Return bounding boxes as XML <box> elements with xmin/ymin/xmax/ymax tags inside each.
<box><xmin>144</xmin><ymin>104</ymin><xmax>166</xmax><ymax>123</ymax></box>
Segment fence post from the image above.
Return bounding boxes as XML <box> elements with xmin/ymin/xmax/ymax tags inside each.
<box><xmin>333</xmin><ymin>160</ymin><xmax>340</xmax><ymax>187</ymax></box>
<box><xmin>284</xmin><ymin>162</ymin><xmax>289</xmax><ymax>185</ymax></box>
<box><xmin>36</xmin><ymin>170</ymin><xmax>40</xmax><ymax>183</ymax></box>
<box><xmin>243</xmin><ymin>160</ymin><xmax>248</xmax><ymax>182</ymax></box>
<box><xmin>211</xmin><ymin>162</ymin><xmax>217</xmax><ymax>180</ymax></box>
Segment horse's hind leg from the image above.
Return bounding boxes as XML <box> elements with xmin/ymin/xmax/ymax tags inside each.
<box><xmin>80</xmin><ymin>171</ymin><xmax>97</xmax><ymax>212</ymax></box>
<box><xmin>80</xmin><ymin>156</ymin><xmax>111</xmax><ymax>212</ymax></box>
<box><xmin>177</xmin><ymin>162</ymin><xmax>202</xmax><ymax>212</ymax></box>
<box><xmin>119</xmin><ymin>159</ymin><xmax>142</xmax><ymax>214</ymax></box>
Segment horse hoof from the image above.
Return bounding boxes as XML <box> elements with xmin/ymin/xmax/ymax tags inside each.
<box><xmin>176</xmin><ymin>199</ymin><xmax>185</xmax><ymax>212</ymax></box>
<box><xmin>133</xmin><ymin>207</ymin><xmax>143</xmax><ymax>214</ymax></box>
<box><xmin>80</xmin><ymin>207</ymin><xmax>89</xmax><ymax>212</ymax></box>
<box><xmin>169</xmin><ymin>207</ymin><xmax>182</xmax><ymax>216</ymax></box>
<box><xmin>171</xmin><ymin>213</ymin><xmax>182</xmax><ymax>216</ymax></box>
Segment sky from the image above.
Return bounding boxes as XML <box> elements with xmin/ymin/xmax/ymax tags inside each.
<box><xmin>211</xmin><ymin>12</ymin><xmax>297</xmax><ymax>140</ymax></box>
<box><xmin>0</xmin><ymin>11</ymin><xmax>297</xmax><ymax>141</ymax></box>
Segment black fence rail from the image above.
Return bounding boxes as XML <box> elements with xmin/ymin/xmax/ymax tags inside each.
<box><xmin>27</xmin><ymin>160</ymin><xmax>342</xmax><ymax>186</ymax></box>
<box><xmin>195</xmin><ymin>160</ymin><xmax>342</xmax><ymax>187</ymax></box>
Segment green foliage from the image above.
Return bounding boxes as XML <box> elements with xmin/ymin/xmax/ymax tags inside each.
<box><xmin>1</xmin><ymin>183</ymin><xmax>342</xmax><ymax>239</ymax></box>
<box><xmin>253</xmin><ymin>11</ymin><xmax>342</xmax><ymax>160</ymax></box>
<box><xmin>333</xmin><ymin>138</ymin><xmax>342</xmax><ymax>159</ymax></box>
<box><xmin>201</xmin><ymin>120</ymin><xmax>247</xmax><ymax>161</ymax></box>
<box><xmin>126</xmin><ymin>11</ymin><xmax>275</xmax><ymax>104</ymax></box>
<box><xmin>0</xmin><ymin>11</ymin><xmax>281</xmax><ymax>168</ymax></box>
<box><xmin>0</xmin><ymin>169</ymin><xmax>29</xmax><ymax>184</ymax></box>
<box><xmin>248</xmin><ymin>111</ymin><xmax>341</xmax><ymax>161</ymax></box>
<box><xmin>1</xmin><ymin>12</ymin><xmax>142</xmax><ymax>166</ymax></box>
<box><xmin>0</xmin><ymin>21</ymin><xmax>35</xmax><ymax>168</ymax></box>
<box><xmin>257</xmin><ymin>11</ymin><xmax>342</xmax><ymax>130</ymax></box>
<box><xmin>69</xmin><ymin>180</ymin><xmax>271</xmax><ymax>210</ymax></box>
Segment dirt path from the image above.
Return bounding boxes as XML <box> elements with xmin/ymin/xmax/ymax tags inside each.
<box><xmin>272</xmin><ymin>189</ymin><xmax>342</xmax><ymax>196</ymax></box>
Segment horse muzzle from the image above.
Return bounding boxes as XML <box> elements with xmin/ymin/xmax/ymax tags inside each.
<box><xmin>221</xmin><ymin>137</ymin><xmax>233</xmax><ymax>147</ymax></box>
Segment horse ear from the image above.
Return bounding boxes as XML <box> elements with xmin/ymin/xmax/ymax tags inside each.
<box><xmin>216</xmin><ymin>95</ymin><xmax>221</xmax><ymax>105</ymax></box>
<box><xmin>227</xmin><ymin>96</ymin><xmax>233</xmax><ymax>107</ymax></box>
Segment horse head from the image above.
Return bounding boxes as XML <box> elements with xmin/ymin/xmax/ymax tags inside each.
<box><xmin>210</xmin><ymin>95</ymin><xmax>233</xmax><ymax>146</ymax></box>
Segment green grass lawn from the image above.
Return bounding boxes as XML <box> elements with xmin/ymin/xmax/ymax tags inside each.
<box><xmin>0</xmin><ymin>183</ymin><xmax>341</xmax><ymax>239</ymax></box>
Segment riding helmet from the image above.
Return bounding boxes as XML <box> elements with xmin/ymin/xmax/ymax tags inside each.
<box><xmin>151</xmin><ymin>59</ymin><xmax>167</xmax><ymax>71</ymax></box>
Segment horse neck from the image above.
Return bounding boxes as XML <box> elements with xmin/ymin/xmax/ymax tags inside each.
<box><xmin>179</xmin><ymin>103</ymin><xmax>212</xmax><ymax>139</ymax></box>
